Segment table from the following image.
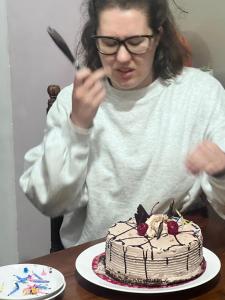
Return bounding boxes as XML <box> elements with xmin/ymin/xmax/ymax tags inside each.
<box><xmin>28</xmin><ymin>204</ymin><xmax>225</xmax><ymax>300</ymax></box>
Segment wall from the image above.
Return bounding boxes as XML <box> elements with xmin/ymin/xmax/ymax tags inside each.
<box><xmin>0</xmin><ymin>0</ymin><xmax>18</xmax><ymax>265</ymax></box>
<box><xmin>172</xmin><ymin>0</ymin><xmax>225</xmax><ymax>85</ymax></box>
<box><xmin>5</xmin><ymin>0</ymin><xmax>82</xmax><ymax>261</ymax></box>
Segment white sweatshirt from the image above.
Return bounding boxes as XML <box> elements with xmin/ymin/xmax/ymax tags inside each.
<box><xmin>20</xmin><ymin>67</ymin><xmax>225</xmax><ymax>247</ymax></box>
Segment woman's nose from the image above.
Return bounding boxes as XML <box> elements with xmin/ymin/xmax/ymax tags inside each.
<box><xmin>116</xmin><ymin>45</ymin><xmax>132</xmax><ymax>63</ymax></box>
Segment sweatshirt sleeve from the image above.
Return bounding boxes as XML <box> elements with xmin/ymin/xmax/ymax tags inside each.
<box><xmin>200</xmin><ymin>76</ymin><xmax>225</xmax><ymax>219</ymax></box>
<box><xmin>20</xmin><ymin>85</ymin><xmax>91</xmax><ymax>217</ymax></box>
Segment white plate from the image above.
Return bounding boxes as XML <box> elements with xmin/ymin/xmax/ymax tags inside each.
<box><xmin>0</xmin><ymin>264</ymin><xmax>65</xmax><ymax>299</ymax></box>
<box><xmin>44</xmin><ymin>281</ymin><xmax>66</xmax><ymax>300</ymax></box>
<box><xmin>75</xmin><ymin>242</ymin><xmax>221</xmax><ymax>294</ymax></box>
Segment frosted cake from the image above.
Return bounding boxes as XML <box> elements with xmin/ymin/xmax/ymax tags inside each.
<box><xmin>105</xmin><ymin>202</ymin><xmax>205</xmax><ymax>286</ymax></box>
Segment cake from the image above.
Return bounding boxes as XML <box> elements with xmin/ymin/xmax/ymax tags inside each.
<box><xmin>105</xmin><ymin>202</ymin><xmax>205</xmax><ymax>286</ymax></box>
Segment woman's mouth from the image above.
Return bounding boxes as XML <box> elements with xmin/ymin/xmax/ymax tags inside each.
<box><xmin>117</xmin><ymin>68</ymin><xmax>135</xmax><ymax>80</ymax></box>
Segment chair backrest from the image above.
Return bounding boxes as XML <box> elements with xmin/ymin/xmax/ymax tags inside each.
<box><xmin>47</xmin><ymin>85</ymin><xmax>64</xmax><ymax>252</ymax></box>
<box><xmin>47</xmin><ymin>85</ymin><xmax>61</xmax><ymax>113</ymax></box>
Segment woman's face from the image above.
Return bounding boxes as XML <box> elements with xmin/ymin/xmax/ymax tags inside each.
<box><xmin>97</xmin><ymin>8</ymin><xmax>161</xmax><ymax>90</ymax></box>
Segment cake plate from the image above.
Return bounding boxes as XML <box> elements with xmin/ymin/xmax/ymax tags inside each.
<box><xmin>75</xmin><ymin>242</ymin><xmax>221</xmax><ymax>294</ymax></box>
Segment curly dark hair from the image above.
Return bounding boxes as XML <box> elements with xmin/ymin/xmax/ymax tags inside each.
<box><xmin>79</xmin><ymin>0</ymin><xmax>191</xmax><ymax>80</ymax></box>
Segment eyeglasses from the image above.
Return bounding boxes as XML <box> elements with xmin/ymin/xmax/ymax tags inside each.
<box><xmin>92</xmin><ymin>35</ymin><xmax>154</xmax><ymax>55</ymax></box>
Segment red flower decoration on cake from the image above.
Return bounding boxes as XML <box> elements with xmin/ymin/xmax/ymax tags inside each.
<box><xmin>167</xmin><ymin>220</ymin><xmax>179</xmax><ymax>235</ymax></box>
<box><xmin>137</xmin><ymin>223</ymin><xmax>148</xmax><ymax>236</ymax></box>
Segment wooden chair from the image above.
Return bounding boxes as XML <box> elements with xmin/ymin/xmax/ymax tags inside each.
<box><xmin>47</xmin><ymin>85</ymin><xmax>64</xmax><ymax>252</ymax></box>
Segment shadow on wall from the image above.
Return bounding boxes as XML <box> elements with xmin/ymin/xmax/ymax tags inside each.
<box><xmin>217</xmin><ymin>71</ymin><xmax>225</xmax><ymax>86</ymax></box>
<box><xmin>182</xmin><ymin>31</ymin><xmax>212</xmax><ymax>69</ymax></box>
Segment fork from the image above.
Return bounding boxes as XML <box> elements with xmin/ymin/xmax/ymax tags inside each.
<box><xmin>47</xmin><ymin>26</ymin><xmax>80</xmax><ymax>70</ymax></box>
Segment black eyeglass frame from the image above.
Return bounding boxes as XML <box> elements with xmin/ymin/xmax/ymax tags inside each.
<box><xmin>91</xmin><ymin>34</ymin><xmax>155</xmax><ymax>55</ymax></box>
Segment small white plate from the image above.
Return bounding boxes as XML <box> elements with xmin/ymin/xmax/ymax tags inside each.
<box><xmin>75</xmin><ymin>242</ymin><xmax>221</xmax><ymax>294</ymax></box>
<box><xmin>0</xmin><ymin>264</ymin><xmax>65</xmax><ymax>299</ymax></box>
<box><xmin>43</xmin><ymin>281</ymin><xmax>66</xmax><ymax>300</ymax></box>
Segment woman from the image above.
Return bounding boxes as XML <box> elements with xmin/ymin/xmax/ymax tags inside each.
<box><xmin>20</xmin><ymin>0</ymin><xmax>225</xmax><ymax>248</ymax></box>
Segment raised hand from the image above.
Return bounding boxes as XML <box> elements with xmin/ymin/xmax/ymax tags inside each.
<box><xmin>185</xmin><ymin>141</ymin><xmax>225</xmax><ymax>177</ymax></box>
<box><xmin>70</xmin><ymin>67</ymin><xmax>109</xmax><ymax>129</ymax></box>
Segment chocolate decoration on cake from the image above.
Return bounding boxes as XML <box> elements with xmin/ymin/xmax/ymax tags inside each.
<box><xmin>135</xmin><ymin>204</ymin><xmax>149</xmax><ymax>225</ymax></box>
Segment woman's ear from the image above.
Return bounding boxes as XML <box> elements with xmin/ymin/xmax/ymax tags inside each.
<box><xmin>155</xmin><ymin>26</ymin><xmax>163</xmax><ymax>46</ymax></box>
<box><xmin>158</xmin><ymin>26</ymin><xmax>163</xmax><ymax>38</ymax></box>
